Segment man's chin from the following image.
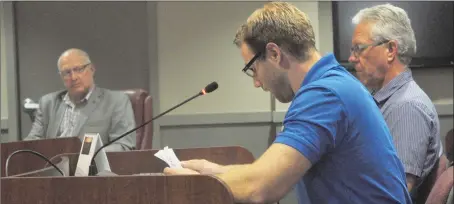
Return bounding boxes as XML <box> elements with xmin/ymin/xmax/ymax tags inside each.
<box><xmin>69</xmin><ymin>89</ymin><xmax>88</xmax><ymax>100</ymax></box>
<box><xmin>69</xmin><ymin>89</ymin><xmax>84</xmax><ymax>96</ymax></box>
<box><xmin>275</xmin><ymin>95</ymin><xmax>293</xmax><ymax>103</ymax></box>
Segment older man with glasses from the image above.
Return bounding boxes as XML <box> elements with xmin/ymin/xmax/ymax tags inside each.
<box><xmin>348</xmin><ymin>4</ymin><xmax>443</xmax><ymax>200</ymax></box>
<box><xmin>24</xmin><ymin>48</ymin><xmax>136</xmax><ymax>152</ymax></box>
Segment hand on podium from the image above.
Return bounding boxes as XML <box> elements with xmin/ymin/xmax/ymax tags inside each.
<box><xmin>164</xmin><ymin>159</ymin><xmax>226</xmax><ymax>175</ymax></box>
<box><xmin>163</xmin><ymin>167</ymin><xmax>200</xmax><ymax>175</ymax></box>
<box><xmin>182</xmin><ymin>159</ymin><xmax>226</xmax><ymax>175</ymax></box>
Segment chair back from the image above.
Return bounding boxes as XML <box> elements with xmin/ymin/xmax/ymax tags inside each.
<box><xmin>123</xmin><ymin>89</ymin><xmax>153</xmax><ymax>149</ymax></box>
<box><xmin>445</xmin><ymin>129</ymin><xmax>453</xmax><ymax>164</ymax></box>
<box><xmin>425</xmin><ymin>166</ymin><xmax>453</xmax><ymax>204</ymax></box>
<box><xmin>415</xmin><ymin>155</ymin><xmax>449</xmax><ymax>203</ymax></box>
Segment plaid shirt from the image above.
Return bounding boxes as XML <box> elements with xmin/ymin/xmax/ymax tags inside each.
<box><xmin>58</xmin><ymin>86</ymin><xmax>95</xmax><ymax>137</ymax></box>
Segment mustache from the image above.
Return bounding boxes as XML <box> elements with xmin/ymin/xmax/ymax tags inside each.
<box><xmin>69</xmin><ymin>82</ymin><xmax>82</xmax><ymax>88</ymax></box>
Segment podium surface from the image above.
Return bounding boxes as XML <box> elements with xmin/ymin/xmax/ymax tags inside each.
<box><xmin>108</xmin><ymin>146</ymin><xmax>255</xmax><ymax>175</ymax></box>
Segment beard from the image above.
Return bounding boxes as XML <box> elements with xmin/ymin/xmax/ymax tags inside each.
<box><xmin>69</xmin><ymin>86</ymin><xmax>91</xmax><ymax>103</ymax></box>
<box><xmin>358</xmin><ymin>71</ymin><xmax>385</xmax><ymax>93</ymax></box>
<box><xmin>270</xmin><ymin>71</ymin><xmax>295</xmax><ymax>103</ymax></box>
<box><xmin>356</xmin><ymin>63</ymin><xmax>387</xmax><ymax>92</ymax></box>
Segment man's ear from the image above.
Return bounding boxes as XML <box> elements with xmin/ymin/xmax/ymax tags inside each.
<box><xmin>265</xmin><ymin>42</ymin><xmax>281</xmax><ymax>63</ymax></box>
<box><xmin>90</xmin><ymin>64</ymin><xmax>96</xmax><ymax>77</ymax></box>
<box><xmin>387</xmin><ymin>40</ymin><xmax>398</xmax><ymax>62</ymax></box>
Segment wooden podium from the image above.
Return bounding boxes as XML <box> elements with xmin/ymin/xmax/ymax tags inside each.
<box><xmin>2</xmin><ymin>175</ymin><xmax>235</xmax><ymax>204</ymax></box>
<box><xmin>1</xmin><ymin>137</ymin><xmax>82</xmax><ymax>177</ymax></box>
<box><xmin>108</xmin><ymin>146</ymin><xmax>255</xmax><ymax>175</ymax></box>
<box><xmin>8</xmin><ymin>146</ymin><xmax>254</xmax><ymax>176</ymax></box>
<box><xmin>2</xmin><ymin>146</ymin><xmax>255</xmax><ymax>204</ymax></box>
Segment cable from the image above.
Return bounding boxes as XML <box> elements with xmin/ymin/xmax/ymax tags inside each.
<box><xmin>43</xmin><ymin>153</ymin><xmax>73</xmax><ymax>168</ymax></box>
<box><xmin>5</xmin><ymin>149</ymin><xmax>65</xmax><ymax>177</ymax></box>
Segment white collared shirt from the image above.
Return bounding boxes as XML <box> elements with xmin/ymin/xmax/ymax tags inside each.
<box><xmin>58</xmin><ymin>86</ymin><xmax>95</xmax><ymax>137</ymax></box>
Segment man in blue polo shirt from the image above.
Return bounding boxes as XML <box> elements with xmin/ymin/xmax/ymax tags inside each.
<box><xmin>164</xmin><ymin>2</ymin><xmax>412</xmax><ymax>203</ymax></box>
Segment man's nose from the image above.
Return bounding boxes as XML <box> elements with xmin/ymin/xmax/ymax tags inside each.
<box><xmin>348</xmin><ymin>53</ymin><xmax>358</xmax><ymax>63</ymax></box>
<box><xmin>254</xmin><ymin>79</ymin><xmax>262</xmax><ymax>88</ymax></box>
<box><xmin>70</xmin><ymin>72</ymin><xmax>78</xmax><ymax>81</ymax></box>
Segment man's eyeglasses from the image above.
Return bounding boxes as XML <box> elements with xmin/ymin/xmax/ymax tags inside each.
<box><xmin>350</xmin><ymin>40</ymin><xmax>390</xmax><ymax>58</ymax></box>
<box><xmin>242</xmin><ymin>52</ymin><xmax>262</xmax><ymax>77</ymax></box>
<box><xmin>59</xmin><ymin>63</ymin><xmax>91</xmax><ymax>78</ymax></box>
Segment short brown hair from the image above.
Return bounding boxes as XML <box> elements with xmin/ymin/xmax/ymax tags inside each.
<box><xmin>234</xmin><ymin>2</ymin><xmax>316</xmax><ymax>61</ymax></box>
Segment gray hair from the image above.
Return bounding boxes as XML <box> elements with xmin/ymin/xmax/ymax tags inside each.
<box><xmin>352</xmin><ymin>4</ymin><xmax>416</xmax><ymax>65</ymax></box>
<box><xmin>57</xmin><ymin>48</ymin><xmax>92</xmax><ymax>69</ymax></box>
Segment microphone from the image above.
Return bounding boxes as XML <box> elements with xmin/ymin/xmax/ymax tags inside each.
<box><xmin>89</xmin><ymin>81</ymin><xmax>219</xmax><ymax>175</ymax></box>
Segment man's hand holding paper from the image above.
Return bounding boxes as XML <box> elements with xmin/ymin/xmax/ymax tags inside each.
<box><xmin>164</xmin><ymin>159</ymin><xmax>227</xmax><ymax>176</ymax></box>
<box><xmin>154</xmin><ymin>146</ymin><xmax>183</xmax><ymax>168</ymax></box>
<box><xmin>163</xmin><ymin>166</ymin><xmax>200</xmax><ymax>175</ymax></box>
<box><xmin>155</xmin><ymin>146</ymin><xmax>229</xmax><ymax>176</ymax></box>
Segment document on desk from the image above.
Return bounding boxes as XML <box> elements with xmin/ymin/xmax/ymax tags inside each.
<box><xmin>154</xmin><ymin>146</ymin><xmax>182</xmax><ymax>168</ymax></box>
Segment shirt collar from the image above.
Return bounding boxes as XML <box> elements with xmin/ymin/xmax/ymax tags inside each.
<box><xmin>301</xmin><ymin>53</ymin><xmax>341</xmax><ymax>87</ymax></box>
<box><xmin>63</xmin><ymin>85</ymin><xmax>95</xmax><ymax>105</ymax></box>
<box><xmin>373</xmin><ymin>68</ymin><xmax>413</xmax><ymax>104</ymax></box>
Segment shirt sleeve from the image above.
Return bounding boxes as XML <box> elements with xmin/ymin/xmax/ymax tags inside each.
<box><xmin>386</xmin><ymin>101</ymin><xmax>435</xmax><ymax>177</ymax></box>
<box><xmin>274</xmin><ymin>86</ymin><xmax>346</xmax><ymax>165</ymax></box>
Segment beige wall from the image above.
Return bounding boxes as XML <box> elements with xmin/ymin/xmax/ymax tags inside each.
<box><xmin>1</xmin><ymin>10</ymin><xmax>8</xmax><ymax>120</ymax></box>
<box><xmin>157</xmin><ymin>1</ymin><xmax>326</xmax><ymax>115</ymax></box>
<box><xmin>157</xmin><ymin>1</ymin><xmax>270</xmax><ymax>115</ymax></box>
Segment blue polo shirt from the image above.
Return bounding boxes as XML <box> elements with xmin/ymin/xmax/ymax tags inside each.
<box><xmin>274</xmin><ymin>54</ymin><xmax>412</xmax><ymax>203</ymax></box>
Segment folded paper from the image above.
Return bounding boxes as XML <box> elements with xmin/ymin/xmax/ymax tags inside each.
<box><xmin>154</xmin><ymin>146</ymin><xmax>182</xmax><ymax>168</ymax></box>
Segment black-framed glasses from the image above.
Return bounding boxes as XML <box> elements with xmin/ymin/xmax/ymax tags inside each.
<box><xmin>350</xmin><ymin>40</ymin><xmax>390</xmax><ymax>58</ymax></box>
<box><xmin>242</xmin><ymin>52</ymin><xmax>262</xmax><ymax>77</ymax></box>
<box><xmin>59</xmin><ymin>63</ymin><xmax>91</xmax><ymax>78</ymax></box>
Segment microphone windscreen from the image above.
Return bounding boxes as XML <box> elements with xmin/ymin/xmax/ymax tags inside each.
<box><xmin>204</xmin><ymin>82</ymin><xmax>218</xmax><ymax>93</ymax></box>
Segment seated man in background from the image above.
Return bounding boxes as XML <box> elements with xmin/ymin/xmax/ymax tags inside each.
<box><xmin>24</xmin><ymin>48</ymin><xmax>136</xmax><ymax>152</ymax></box>
<box><xmin>348</xmin><ymin>4</ymin><xmax>442</xmax><ymax>196</ymax></box>
<box><xmin>165</xmin><ymin>2</ymin><xmax>411</xmax><ymax>203</ymax></box>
